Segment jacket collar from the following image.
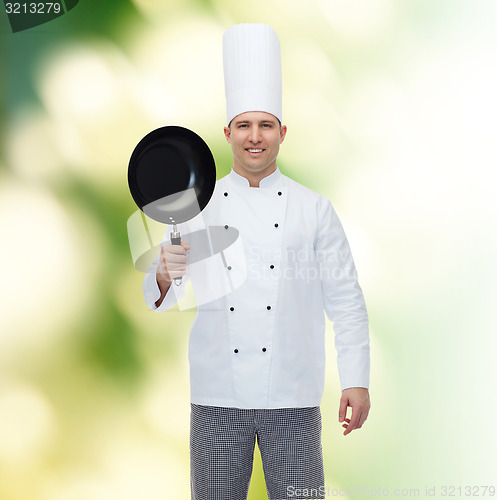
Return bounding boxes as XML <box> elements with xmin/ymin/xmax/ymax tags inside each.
<box><xmin>229</xmin><ymin>166</ymin><xmax>282</xmax><ymax>188</ymax></box>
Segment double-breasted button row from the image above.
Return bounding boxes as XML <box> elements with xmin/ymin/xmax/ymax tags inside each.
<box><xmin>275</xmin><ymin>190</ymin><xmax>282</xmax><ymax>230</ymax></box>
<box><xmin>226</xmin><ymin>263</ymin><xmax>275</xmax><ymax>273</ymax></box>
<box><xmin>223</xmin><ymin>190</ymin><xmax>282</xmax><ymax>196</ymax></box>
<box><xmin>224</xmin><ymin>222</ymin><xmax>279</xmax><ymax>229</ymax></box>
<box><xmin>229</xmin><ymin>306</ymin><xmax>272</xmax><ymax>311</ymax></box>
<box><xmin>233</xmin><ymin>347</ymin><xmax>268</xmax><ymax>353</ymax></box>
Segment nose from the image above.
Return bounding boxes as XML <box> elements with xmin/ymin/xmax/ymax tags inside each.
<box><xmin>248</xmin><ymin>125</ymin><xmax>262</xmax><ymax>144</ymax></box>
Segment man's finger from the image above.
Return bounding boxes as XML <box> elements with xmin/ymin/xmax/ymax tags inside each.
<box><xmin>166</xmin><ymin>254</ymin><xmax>188</xmax><ymax>264</ymax></box>
<box><xmin>343</xmin><ymin>408</ymin><xmax>361</xmax><ymax>436</ymax></box>
<box><xmin>167</xmin><ymin>245</ymin><xmax>188</xmax><ymax>255</ymax></box>
<box><xmin>169</xmin><ymin>268</ymin><xmax>187</xmax><ymax>279</ymax></box>
<box><xmin>357</xmin><ymin>408</ymin><xmax>369</xmax><ymax>429</ymax></box>
<box><xmin>338</xmin><ymin>397</ymin><xmax>348</xmax><ymax>423</ymax></box>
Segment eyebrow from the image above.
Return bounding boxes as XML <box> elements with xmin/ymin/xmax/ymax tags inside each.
<box><xmin>233</xmin><ymin>119</ymin><xmax>277</xmax><ymax>125</ymax></box>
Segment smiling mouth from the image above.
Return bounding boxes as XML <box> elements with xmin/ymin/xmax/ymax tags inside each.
<box><xmin>246</xmin><ymin>149</ymin><xmax>264</xmax><ymax>153</ymax></box>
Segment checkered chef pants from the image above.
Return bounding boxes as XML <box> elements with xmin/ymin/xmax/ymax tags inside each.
<box><xmin>190</xmin><ymin>404</ymin><xmax>325</xmax><ymax>500</ymax></box>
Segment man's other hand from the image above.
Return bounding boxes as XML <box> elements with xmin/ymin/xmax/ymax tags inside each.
<box><xmin>338</xmin><ymin>387</ymin><xmax>370</xmax><ymax>436</ymax></box>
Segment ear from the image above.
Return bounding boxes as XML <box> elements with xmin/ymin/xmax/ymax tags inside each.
<box><xmin>224</xmin><ymin>126</ymin><xmax>232</xmax><ymax>144</ymax></box>
<box><xmin>279</xmin><ymin>125</ymin><xmax>287</xmax><ymax>144</ymax></box>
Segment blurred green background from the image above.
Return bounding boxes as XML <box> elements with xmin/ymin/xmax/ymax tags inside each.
<box><xmin>1</xmin><ymin>1</ymin><xmax>496</xmax><ymax>499</ymax></box>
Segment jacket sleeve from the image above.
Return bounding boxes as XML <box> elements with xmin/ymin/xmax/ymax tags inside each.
<box><xmin>316</xmin><ymin>197</ymin><xmax>370</xmax><ymax>391</ymax></box>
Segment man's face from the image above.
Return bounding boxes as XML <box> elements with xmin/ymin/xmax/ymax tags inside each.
<box><xmin>224</xmin><ymin>111</ymin><xmax>287</xmax><ymax>179</ymax></box>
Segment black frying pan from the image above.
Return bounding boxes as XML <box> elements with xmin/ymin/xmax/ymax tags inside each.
<box><xmin>128</xmin><ymin>126</ymin><xmax>216</xmax><ymax>284</ymax></box>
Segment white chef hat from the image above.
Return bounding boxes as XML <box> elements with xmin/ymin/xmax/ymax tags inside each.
<box><xmin>223</xmin><ymin>23</ymin><xmax>282</xmax><ymax>125</ymax></box>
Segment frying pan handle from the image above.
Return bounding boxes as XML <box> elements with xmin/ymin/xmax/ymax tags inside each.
<box><xmin>170</xmin><ymin>230</ymin><xmax>182</xmax><ymax>286</ymax></box>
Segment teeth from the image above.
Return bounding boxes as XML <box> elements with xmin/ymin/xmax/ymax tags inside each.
<box><xmin>248</xmin><ymin>149</ymin><xmax>263</xmax><ymax>153</ymax></box>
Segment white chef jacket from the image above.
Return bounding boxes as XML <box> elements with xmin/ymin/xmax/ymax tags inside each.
<box><xmin>143</xmin><ymin>167</ymin><xmax>370</xmax><ymax>409</ymax></box>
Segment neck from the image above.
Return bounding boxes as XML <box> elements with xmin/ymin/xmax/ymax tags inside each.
<box><xmin>232</xmin><ymin>163</ymin><xmax>277</xmax><ymax>188</ymax></box>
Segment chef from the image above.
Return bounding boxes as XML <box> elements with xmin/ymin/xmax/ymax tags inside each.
<box><xmin>143</xmin><ymin>23</ymin><xmax>371</xmax><ymax>500</ymax></box>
